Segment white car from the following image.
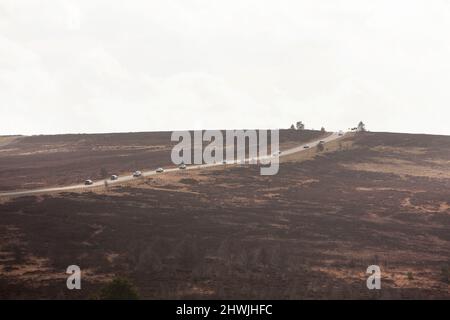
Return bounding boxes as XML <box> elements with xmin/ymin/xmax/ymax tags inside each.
<box><xmin>110</xmin><ymin>175</ymin><xmax>118</xmax><ymax>181</ymax></box>
<box><xmin>84</xmin><ymin>179</ymin><xmax>93</xmax><ymax>185</ymax></box>
<box><xmin>133</xmin><ymin>171</ymin><xmax>142</xmax><ymax>177</ymax></box>
<box><xmin>304</xmin><ymin>145</ymin><xmax>310</xmax><ymax>149</ymax></box>
<box><xmin>179</xmin><ymin>164</ymin><xmax>186</xmax><ymax>169</ymax></box>
<box><xmin>338</xmin><ymin>131</ymin><xmax>344</xmax><ymax>136</ymax></box>
<box><xmin>156</xmin><ymin>167</ymin><xmax>164</xmax><ymax>173</ymax></box>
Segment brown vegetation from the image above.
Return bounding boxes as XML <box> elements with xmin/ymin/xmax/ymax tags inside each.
<box><xmin>0</xmin><ymin>131</ymin><xmax>449</xmax><ymax>299</ymax></box>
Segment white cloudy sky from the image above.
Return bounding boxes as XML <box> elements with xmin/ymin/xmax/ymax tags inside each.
<box><xmin>1</xmin><ymin>0</ymin><xmax>450</xmax><ymax>135</ymax></box>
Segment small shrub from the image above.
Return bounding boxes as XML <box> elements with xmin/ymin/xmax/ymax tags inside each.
<box><xmin>179</xmin><ymin>178</ymin><xmax>199</xmax><ymax>185</ymax></box>
<box><xmin>98</xmin><ymin>277</ymin><xmax>139</xmax><ymax>300</ymax></box>
<box><xmin>316</xmin><ymin>142</ymin><xmax>325</xmax><ymax>152</ymax></box>
<box><xmin>441</xmin><ymin>266</ymin><xmax>449</xmax><ymax>283</ymax></box>
<box><xmin>100</xmin><ymin>167</ymin><xmax>108</xmax><ymax>179</ymax></box>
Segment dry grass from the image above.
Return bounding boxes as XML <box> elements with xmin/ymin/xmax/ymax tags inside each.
<box><xmin>371</xmin><ymin>145</ymin><xmax>428</xmax><ymax>155</ymax></box>
<box><xmin>342</xmin><ymin>161</ymin><xmax>450</xmax><ymax>179</ymax></box>
<box><xmin>0</xmin><ymin>136</ymin><xmax>22</xmax><ymax>147</ymax></box>
<box><xmin>401</xmin><ymin>197</ymin><xmax>450</xmax><ymax>214</ymax></box>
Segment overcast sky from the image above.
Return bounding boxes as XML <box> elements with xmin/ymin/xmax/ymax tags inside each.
<box><xmin>1</xmin><ymin>0</ymin><xmax>450</xmax><ymax>135</ymax></box>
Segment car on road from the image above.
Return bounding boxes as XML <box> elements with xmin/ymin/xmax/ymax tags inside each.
<box><xmin>222</xmin><ymin>160</ymin><xmax>227</xmax><ymax>164</ymax></box>
<box><xmin>179</xmin><ymin>164</ymin><xmax>186</xmax><ymax>169</ymax></box>
<box><xmin>320</xmin><ymin>140</ymin><xmax>325</xmax><ymax>143</ymax></box>
<box><xmin>133</xmin><ymin>171</ymin><xmax>142</xmax><ymax>177</ymax></box>
<box><xmin>156</xmin><ymin>168</ymin><xmax>164</xmax><ymax>173</ymax></box>
<box><xmin>110</xmin><ymin>175</ymin><xmax>118</xmax><ymax>180</ymax></box>
<box><xmin>304</xmin><ymin>145</ymin><xmax>310</xmax><ymax>149</ymax></box>
<box><xmin>84</xmin><ymin>179</ymin><xmax>93</xmax><ymax>185</ymax></box>
<box><xmin>338</xmin><ymin>131</ymin><xmax>344</xmax><ymax>136</ymax></box>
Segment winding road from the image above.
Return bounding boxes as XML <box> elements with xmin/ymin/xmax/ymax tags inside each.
<box><xmin>0</xmin><ymin>132</ymin><xmax>345</xmax><ymax>197</ymax></box>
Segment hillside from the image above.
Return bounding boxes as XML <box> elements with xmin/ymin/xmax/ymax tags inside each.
<box><xmin>0</xmin><ymin>131</ymin><xmax>449</xmax><ymax>299</ymax></box>
<box><xmin>0</xmin><ymin>130</ymin><xmax>323</xmax><ymax>192</ymax></box>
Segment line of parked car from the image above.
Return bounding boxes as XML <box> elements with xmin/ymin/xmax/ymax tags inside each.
<box><xmin>84</xmin><ymin>163</ymin><xmax>189</xmax><ymax>185</ymax></box>
<box><xmin>83</xmin><ymin>150</ymin><xmax>288</xmax><ymax>185</ymax></box>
